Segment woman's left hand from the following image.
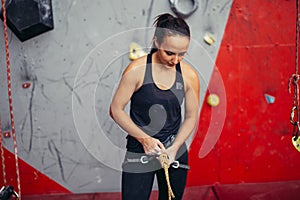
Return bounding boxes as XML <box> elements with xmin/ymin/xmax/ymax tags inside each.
<box><xmin>163</xmin><ymin>145</ymin><xmax>178</xmax><ymax>164</ymax></box>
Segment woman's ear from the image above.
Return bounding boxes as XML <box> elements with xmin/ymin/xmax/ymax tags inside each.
<box><xmin>154</xmin><ymin>36</ymin><xmax>159</xmax><ymax>49</ymax></box>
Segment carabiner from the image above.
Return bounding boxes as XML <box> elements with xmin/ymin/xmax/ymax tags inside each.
<box><xmin>290</xmin><ymin>105</ymin><xmax>299</xmax><ymax>126</ymax></box>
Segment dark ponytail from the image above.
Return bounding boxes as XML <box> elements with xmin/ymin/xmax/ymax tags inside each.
<box><xmin>150</xmin><ymin>13</ymin><xmax>190</xmax><ymax>54</ymax></box>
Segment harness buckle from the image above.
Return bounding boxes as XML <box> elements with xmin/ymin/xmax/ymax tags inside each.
<box><xmin>140</xmin><ymin>156</ymin><xmax>149</xmax><ymax>164</ymax></box>
<box><xmin>172</xmin><ymin>161</ymin><xmax>179</xmax><ymax>168</ymax></box>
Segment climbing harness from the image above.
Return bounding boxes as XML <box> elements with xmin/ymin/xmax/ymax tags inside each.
<box><xmin>0</xmin><ymin>0</ymin><xmax>22</xmax><ymax>198</ymax></box>
<box><xmin>125</xmin><ymin>155</ymin><xmax>157</xmax><ymax>164</ymax></box>
<box><xmin>124</xmin><ymin>155</ymin><xmax>190</xmax><ymax>169</ymax></box>
<box><xmin>171</xmin><ymin>160</ymin><xmax>190</xmax><ymax>170</ymax></box>
<box><xmin>169</xmin><ymin>0</ymin><xmax>198</xmax><ymax>18</ymax></box>
<box><xmin>289</xmin><ymin>0</ymin><xmax>300</xmax><ymax>152</ymax></box>
<box><xmin>158</xmin><ymin>153</ymin><xmax>175</xmax><ymax>200</ymax></box>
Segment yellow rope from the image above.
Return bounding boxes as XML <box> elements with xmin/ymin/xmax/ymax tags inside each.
<box><xmin>159</xmin><ymin>153</ymin><xmax>175</xmax><ymax>200</ymax></box>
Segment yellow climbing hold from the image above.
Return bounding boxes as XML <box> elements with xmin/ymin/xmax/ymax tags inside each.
<box><xmin>203</xmin><ymin>32</ymin><xmax>215</xmax><ymax>45</ymax></box>
<box><xmin>129</xmin><ymin>42</ymin><xmax>147</xmax><ymax>60</ymax></box>
<box><xmin>292</xmin><ymin>136</ymin><xmax>300</xmax><ymax>152</ymax></box>
<box><xmin>207</xmin><ymin>94</ymin><xmax>220</xmax><ymax>107</ymax></box>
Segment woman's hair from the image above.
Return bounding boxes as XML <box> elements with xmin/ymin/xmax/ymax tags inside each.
<box><xmin>150</xmin><ymin>13</ymin><xmax>190</xmax><ymax>54</ymax></box>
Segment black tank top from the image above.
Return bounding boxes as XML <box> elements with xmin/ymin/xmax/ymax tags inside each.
<box><xmin>128</xmin><ymin>53</ymin><xmax>185</xmax><ymax>147</ymax></box>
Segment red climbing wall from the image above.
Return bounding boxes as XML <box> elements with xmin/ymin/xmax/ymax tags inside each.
<box><xmin>188</xmin><ymin>0</ymin><xmax>300</xmax><ymax>186</ymax></box>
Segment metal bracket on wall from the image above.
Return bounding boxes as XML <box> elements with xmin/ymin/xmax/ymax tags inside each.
<box><xmin>169</xmin><ymin>0</ymin><xmax>198</xmax><ymax>18</ymax></box>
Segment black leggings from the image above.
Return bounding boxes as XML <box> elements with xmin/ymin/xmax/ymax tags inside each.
<box><xmin>122</xmin><ymin>150</ymin><xmax>188</xmax><ymax>200</ymax></box>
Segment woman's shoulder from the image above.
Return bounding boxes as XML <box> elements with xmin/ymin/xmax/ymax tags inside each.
<box><xmin>180</xmin><ymin>61</ymin><xmax>199</xmax><ymax>81</ymax></box>
<box><xmin>123</xmin><ymin>55</ymin><xmax>148</xmax><ymax>76</ymax></box>
<box><xmin>180</xmin><ymin>61</ymin><xmax>200</xmax><ymax>94</ymax></box>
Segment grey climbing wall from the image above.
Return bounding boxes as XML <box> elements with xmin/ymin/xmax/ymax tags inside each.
<box><xmin>0</xmin><ymin>0</ymin><xmax>232</xmax><ymax>193</ymax></box>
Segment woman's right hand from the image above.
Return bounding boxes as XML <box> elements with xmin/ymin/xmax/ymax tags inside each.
<box><xmin>138</xmin><ymin>137</ymin><xmax>165</xmax><ymax>156</ymax></box>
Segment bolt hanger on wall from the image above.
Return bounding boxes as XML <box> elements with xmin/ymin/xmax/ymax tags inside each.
<box><xmin>169</xmin><ymin>0</ymin><xmax>198</xmax><ymax>18</ymax></box>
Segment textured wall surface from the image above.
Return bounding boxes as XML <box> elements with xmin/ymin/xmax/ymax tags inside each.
<box><xmin>189</xmin><ymin>0</ymin><xmax>300</xmax><ymax>187</ymax></box>
<box><xmin>0</xmin><ymin>0</ymin><xmax>232</xmax><ymax>194</ymax></box>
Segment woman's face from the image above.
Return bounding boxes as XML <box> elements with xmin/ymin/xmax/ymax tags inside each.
<box><xmin>155</xmin><ymin>34</ymin><xmax>190</xmax><ymax>68</ymax></box>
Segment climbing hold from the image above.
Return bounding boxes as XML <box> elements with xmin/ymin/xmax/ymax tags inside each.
<box><xmin>203</xmin><ymin>32</ymin><xmax>215</xmax><ymax>45</ymax></box>
<box><xmin>129</xmin><ymin>42</ymin><xmax>147</xmax><ymax>60</ymax></box>
<box><xmin>207</xmin><ymin>94</ymin><xmax>220</xmax><ymax>107</ymax></box>
<box><xmin>3</xmin><ymin>131</ymin><xmax>11</xmax><ymax>138</ymax></box>
<box><xmin>264</xmin><ymin>94</ymin><xmax>275</xmax><ymax>104</ymax></box>
<box><xmin>22</xmin><ymin>82</ymin><xmax>31</xmax><ymax>89</ymax></box>
<box><xmin>292</xmin><ymin>136</ymin><xmax>300</xmax><ymax>152</ymax></box>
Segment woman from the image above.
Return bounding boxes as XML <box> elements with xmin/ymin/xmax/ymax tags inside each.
<box><xmin>110</xmin><ymin>13</ymin><xmax>200</xmax><ymax>200</ymax></box>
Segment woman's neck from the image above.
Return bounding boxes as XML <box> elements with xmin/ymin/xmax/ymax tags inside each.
<box><xmin>152</xmin><ymin>52</ymin><xmax>176</xmax><ymax>71</ymax></box>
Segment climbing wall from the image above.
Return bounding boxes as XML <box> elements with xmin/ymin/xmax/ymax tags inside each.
<box><xmin>0</xmin><ymin>0</ymin><xmax>233</xmax><ymax>196</ymax></box>
<box><xmin>0</xmin><ymin>0</ymin><xmax>299</xmax><ymax>199</ymax></box>
<box><xmin>188</xmin><ymin>0</ymin><xmax>300</xmax><ymax>187</ymax></box>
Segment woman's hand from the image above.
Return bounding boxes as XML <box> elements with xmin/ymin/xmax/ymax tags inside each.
<box><xmin>139</xmin><ymin>137</ymin><xmax>165</xmax><ymax>155</ymax></box>
<box><xmin>163</xmin><ymin>145</ymin><xmax>179</xmax><ymax>164</ymax></box>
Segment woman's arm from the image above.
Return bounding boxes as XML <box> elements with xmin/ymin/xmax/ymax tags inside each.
<box><xmin>166</xmin><ymin>63</ymin><xmax>200</xmax><ymax>162</ymax></box>
<box><xmin>110</xmin><ymin>59</ymin><xmax>165</xmax><ymax>155</ymax></box>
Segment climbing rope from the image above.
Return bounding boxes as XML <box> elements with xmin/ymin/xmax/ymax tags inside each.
<box><xmin>289</xmin><ymin>0</ymin><xmax>300</xmax><ymax>152</ymax></box>
<box><xmin>158</xmin><ymin>153</ymin><xmax>175</xmax><ymax>200</ymax></box>
<box><xmin>0</xmin><ymin>118</ymin><xmax>6</xmax><ymax>186</ymax></box>
<box><xmin>1</xmin><ymin>0</ymin><xmax>21</xmax><ymax>198</ymax></box>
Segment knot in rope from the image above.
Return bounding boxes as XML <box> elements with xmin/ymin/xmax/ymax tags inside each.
<box><xmin>158</xmin><ymin>153</ymin><xmax>175</xmax><ymax>200</ymax></box>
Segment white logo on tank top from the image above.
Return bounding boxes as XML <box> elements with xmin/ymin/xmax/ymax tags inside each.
<box><xmin>176</xmin><ymin>82</ymin><xmax>183</xmax><ymax>90</ymax></box>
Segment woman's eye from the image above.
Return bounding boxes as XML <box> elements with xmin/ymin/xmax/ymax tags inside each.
<box><xmin>165</xmin><ymin>51</ymin><xmax>174</xmax><ymax>56</ymax></box>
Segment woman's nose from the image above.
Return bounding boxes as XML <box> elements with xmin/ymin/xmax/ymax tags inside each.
<box><xmin>172</xmin><ymin>55</ymin><xmax>179</xmax><ymax>64</ymax></box>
